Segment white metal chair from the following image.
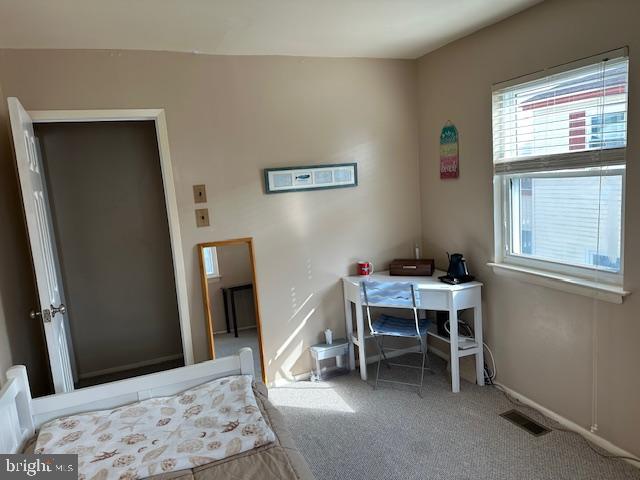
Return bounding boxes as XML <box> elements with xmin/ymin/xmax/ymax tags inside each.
<box><xmin>361</xmin><ymin>280</ymin><xmax>431</xmax><ymax>396</ymax></box>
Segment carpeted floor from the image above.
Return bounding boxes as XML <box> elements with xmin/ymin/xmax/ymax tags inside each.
<box><xmin>214</xmin><ymin>328</ymin><xmax>262</xmax><ymax>377</ymax></box>
<box><xmin>269</xmin><ymin>355</ymin><xmax>640</xmax><ymax>480</ymax></box>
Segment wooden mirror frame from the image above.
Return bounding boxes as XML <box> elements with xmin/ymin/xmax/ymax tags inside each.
<box><xmin>197</xmin><ymin>237</ymin><xmax>266</xmax><ymax>383</ymax></box>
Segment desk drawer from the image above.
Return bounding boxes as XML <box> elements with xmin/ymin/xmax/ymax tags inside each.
<box><xmin>419</xmin><ymin>290</ymin><xmax>448</xmax><ymax>310</ymax></box>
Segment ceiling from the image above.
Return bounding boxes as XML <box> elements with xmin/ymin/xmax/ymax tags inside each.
<box><xmin>0</xmin><ymin>0</ymin><xmax>542</xmax><ymax>59</ymax></box>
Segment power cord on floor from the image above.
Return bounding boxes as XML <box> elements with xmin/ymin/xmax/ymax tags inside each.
<box><xmin>492</xmin><ymin>383</ymin><xmax>640</xmax><ymax>464</ymax></box>
<box><xmin>483</xmin><ymin>342</ymin><xmax>496</xmax><ymax>384</ymax></box>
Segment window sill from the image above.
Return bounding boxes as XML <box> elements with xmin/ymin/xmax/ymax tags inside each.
<box><xmin>487</xmin><ymin>262</ymin><xmax>630</xmax><ymax>304</ymax></box>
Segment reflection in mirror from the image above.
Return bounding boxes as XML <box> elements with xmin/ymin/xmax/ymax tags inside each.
<box><xmin>203</xmin><ymin>246</ymin><xmax>220</xmax><ymax>278</ymax></box>
<box><xmin>198</xmin><ymin>239</ymin><xmax>265</xmax><ymax>381</ymax></box>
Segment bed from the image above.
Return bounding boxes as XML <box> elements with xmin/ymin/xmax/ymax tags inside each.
<box><xmin>0</xmin><ymin>348</ymin><xmax>314</xmax><ymax>480</ymax></box>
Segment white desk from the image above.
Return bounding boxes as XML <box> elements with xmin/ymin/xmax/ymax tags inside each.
<box><xmin>342</xmin><ymin>270</ymin><xmax>484</xmax><ymax>393</ymax></box>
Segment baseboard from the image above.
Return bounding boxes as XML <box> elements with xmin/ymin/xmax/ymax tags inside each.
<box><xmin>433</xmin><ymin>347</ymin><xmax>640</xmax><ymax>467</ymax></box>
<box><xmin>426</xmin><ymin>344</ymin><xmax>449</xmax><ymax>362</ymax></box>
<box><xmin>365</xmin><ymin>345</ymin><xmax>421</xmax><ymax>364</ymax></box>
<box><xmin>213</xmin><ymin>325</ymin><xmax>257</xmax><ymax>335</ymax></box>
<box><xmin>496</xmin><ymin>382</ymin><xmax>640</xmax><ymax>468</ymax></box>
<box><xmin>78</xmin><ymin>353</ymin><xmax>184</xmax><ymax>380</ymax></box>
<box><xmin>273</xmin><ymin>343</ymin><xmax>464</xmax><ymax>387</ymax></box>
<box><xmin>271</xmin><ymin>346</ymin><xmax>422</xmax><ymax>387</ymax></box>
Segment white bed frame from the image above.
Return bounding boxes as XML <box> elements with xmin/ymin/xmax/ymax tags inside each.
<box><xmin>0</xmin><ymin>348</ymin><xmax>254</xmax><ymax>454</ymax></box>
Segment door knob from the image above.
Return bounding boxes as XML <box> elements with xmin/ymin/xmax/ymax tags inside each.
<box><xmin>50</xmin><ymin>304</ymin><xmax>66</xmax><ymax>317</ymax></box>
<box><xmin>30</xmin><ymin>308</ymin><xmax>52</xmax><ymax>322</ymax></box>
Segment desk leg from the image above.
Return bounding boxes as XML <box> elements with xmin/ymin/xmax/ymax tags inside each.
<box><xmin>231</xmin><ymin>291</ymin><xmax>239</xmax><ymax>338</ymax></box>
<box><xmin>355</xmin><ymin>300</ymin><xmax>367</xmax><ymax>381</ymax></box>
<box><xmin>344</xmin><ymin>296</ymin><xmax>355</xmax><ymax>371</ymax></box>
<box><xmin>473</xmin><ymin>301</ymin><xmax>485</xmax><ymax>386</ymax></box>
<box><xmin>448</xmin><ymin>305</ymin><xmax>460</xmax><ymax>393</ymax></box>
<box><xmin>222</xmin><ymin>290</ymin><xmax>230</xmax><ymax>334</ymax></box>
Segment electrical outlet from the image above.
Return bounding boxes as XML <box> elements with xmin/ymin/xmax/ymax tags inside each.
<box><xmin>193</xmin><ymin>184</ymin><xmax>207</xmax><ymax>203</ymax></box>
<box><xmin>195</xmin><ymin>208</ymin><xmax>210</xmax><ymax>227</ymax></box>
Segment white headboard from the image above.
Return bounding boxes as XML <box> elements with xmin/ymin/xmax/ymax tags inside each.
<box><xmin>0</xmin><ymin>365</ymin><xmax>35</xmax><ymax>454</ymax></box>
<box><xmin>0</xmin><ymin>348</ymin><xmax>254</xmax><ymax>453</ymax></box>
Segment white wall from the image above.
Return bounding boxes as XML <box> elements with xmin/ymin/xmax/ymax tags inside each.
<box><xmin>0</xmin><ymin>50</ymin><xmax>421</xmax><ymax>387</ymax></box>
<box><xmin>417</xmin><ymin>0</ymin><xmax>640</xmax><ymax>457</ymax></box>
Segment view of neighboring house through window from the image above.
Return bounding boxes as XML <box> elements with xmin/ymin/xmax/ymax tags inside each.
<box><xmin>493</xmin><ymin>50</ymin><xmax>628</xmax><ymax>279</ymax></box>
<box><xmin>203</xmin><ymin>246</ymin><xmax>220</xmax><ymax>278</ymax></box>
<box><xmin>590</xmin><ymin>112</ymin><xmax>626</xmax><ymax>149</ymax></box>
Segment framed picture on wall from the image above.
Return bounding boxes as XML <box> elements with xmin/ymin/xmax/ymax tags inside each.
<box><xmin>264</xmin><ymin>163</ymin><xmax>358</xmax><ymax>193</ymax></box>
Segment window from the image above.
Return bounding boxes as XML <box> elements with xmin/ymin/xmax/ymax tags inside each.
<box><xmin>589</xmin><ymin>112</ymin><xmax>626</xmax><ymax>149</ymax></box>
<box><xmin>492</xmin><ymin>49</ymin><xmax>628</xmax><ymax>284</ymax></box>
<box><xmin>509</xmin><ymin>172</ymin><xmax>623</xmax><ymax>272</ymax></box>
<box><xmin>203</xmin><ymin>246</ymin><xmax>220</xmax><ymax>278</ymax></box>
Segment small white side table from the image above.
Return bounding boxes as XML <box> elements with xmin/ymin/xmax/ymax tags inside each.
<box><xmin>309</xmin><ymin>339</ymin><xmax>349</xmax><ymax>381</ymax></box>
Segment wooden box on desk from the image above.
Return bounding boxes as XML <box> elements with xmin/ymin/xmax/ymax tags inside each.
<box><xmin>389</xmin><ymin>258</ymin><xmax>435</xmax><ymax>276</ymax></box>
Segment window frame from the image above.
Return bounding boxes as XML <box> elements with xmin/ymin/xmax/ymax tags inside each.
<box><xmin>491</xmin><ymin>48</ymin><xmax>629</xmax><ymax>294</ymax></box>
<box><xmin>203</xmin><ymin>246</ymin><xmax>221</xmax><ymax>279</ymax></box>
<box><xmin>493</xmin><ymin>168</ymin><xmax>626</xmax><ymax>287</ymax></box>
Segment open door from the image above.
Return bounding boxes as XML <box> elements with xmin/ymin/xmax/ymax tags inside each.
<box><xmin>8</xmin><ymin>97</ymin><xmax>75</xmax><ymax>393</ymax></box>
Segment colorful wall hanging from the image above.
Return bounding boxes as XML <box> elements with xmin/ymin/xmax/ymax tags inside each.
<box><xmin>439</xmin><ymin>122</ymin><xmax>459</xmax><ymax>179</ymax></box>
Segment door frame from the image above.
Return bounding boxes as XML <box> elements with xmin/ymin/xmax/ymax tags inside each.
<box><xmin>28</xmin><ymin>108</ymin><xmax>194</xmax><ymax>365</ymax></box>
<box><xmin>197</xmin><ymin>237</ymin><xmax>266</xmax><ymax>383</ymax></box>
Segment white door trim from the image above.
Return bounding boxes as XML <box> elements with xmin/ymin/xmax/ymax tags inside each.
<box><xmin>29</xmin><ymin>108</ymin><xmax>194</xmax><ymax>366</ymax></box>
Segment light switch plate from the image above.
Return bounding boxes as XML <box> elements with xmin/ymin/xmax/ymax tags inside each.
<box><xmin>195</xmin><ymin>208</ymin><xmax>210</xmax><ymax>227</ymax></box>
<box><xmin>193</xmin><ymin>184</ymin><xmax>207</xmax><ymax>203</ymax></box>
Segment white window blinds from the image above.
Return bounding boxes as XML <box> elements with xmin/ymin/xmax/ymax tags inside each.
<box><xmin>492</xmin><ymin>49</ymin><xmax>628</xmax><ymax>175</ymax></box>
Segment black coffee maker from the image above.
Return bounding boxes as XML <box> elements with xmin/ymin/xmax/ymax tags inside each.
<box><xmin>439</xmin><ymin>252</ymin><xmax>474</xmax><ymax>285</ymax></box>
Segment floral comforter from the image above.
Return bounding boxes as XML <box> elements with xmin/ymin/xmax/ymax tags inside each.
<box><xmin>34</xmin><ymin>375</ymin><xmax>276</xmax><ymax>480</ymax></box>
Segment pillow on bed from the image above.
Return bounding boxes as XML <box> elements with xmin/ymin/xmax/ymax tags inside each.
<box><xmin>34</xmin><ymin>375</ymin><xmax>275</xmax><ymax>480</ymax></box>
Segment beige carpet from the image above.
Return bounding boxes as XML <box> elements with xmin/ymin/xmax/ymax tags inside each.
<box><xmin>269</xmin><ymin>355</ymin><xmax>639</xmax><ymax>480</ymax></box>
<box><xmin>213</xmin><ymin>327</ymin><xmax>262</xmax><ymax>377</ymax></box>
